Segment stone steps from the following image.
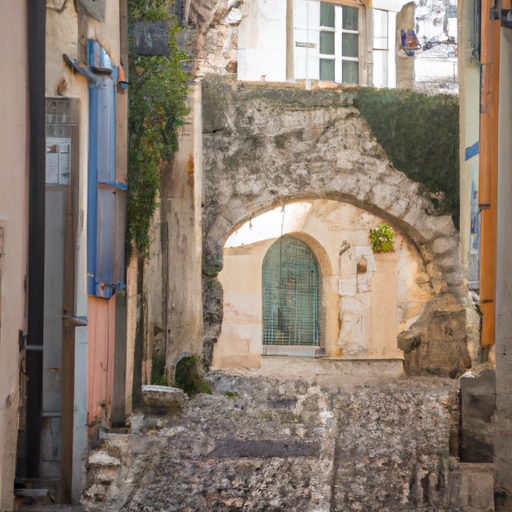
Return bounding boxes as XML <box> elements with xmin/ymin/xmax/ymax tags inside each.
<box><xmin>83</xmin><ymin>385</ymin><xmax>185</xmax><ymax>506</ymax></box>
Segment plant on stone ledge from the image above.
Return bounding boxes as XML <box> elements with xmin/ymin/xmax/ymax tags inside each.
<box><xmin>369</xmin><ymin>223</ymin><xmax>395</xmax><ymax>253</ymax></box>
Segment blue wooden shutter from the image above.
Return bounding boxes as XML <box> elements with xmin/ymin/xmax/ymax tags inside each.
<box><xmin>87</xmin><ymin>41</ymin><xmax>127</xmax><ymax>298</ymax></box>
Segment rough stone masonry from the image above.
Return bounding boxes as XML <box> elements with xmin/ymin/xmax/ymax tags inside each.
<box><xmin>82</xmin><ymin>366</ymin><xmax>495</xmax><ymax>512</ymax></box>
<box><xmin>201</xmin><ymin>76</ymin><xmax>471</xmax><ymax>377</ymax></box>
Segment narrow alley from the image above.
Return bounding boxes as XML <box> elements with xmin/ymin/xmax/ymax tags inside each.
<box><xmin>1</xmin><ymin>0</ymin><xmax>511</xmax><ymax>510</ymax></box>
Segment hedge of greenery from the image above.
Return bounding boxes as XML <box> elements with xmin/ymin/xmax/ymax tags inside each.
<box><xmin>128</xmin><ymin>0</ymin><xmax>189</xmax><ymax>254</ymax></box>
<box><xmin>354</xmin><ymin>88</ymin><xmax>459</xmax><ymax>225</ymax></box>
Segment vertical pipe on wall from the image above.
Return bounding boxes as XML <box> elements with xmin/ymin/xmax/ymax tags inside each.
<box><xmin>478</xmin><ymin>0</ymin><xmax>500</xmax><ymax>346</ymax></box>
<box><xmin>25</xmin><ymin>0</ymin><xmax>46</xmax><ymax>478</ymax></box>
<box><xmin>286</xmin><ymin>0</ymin><xmax>295</xmax><ymax>81</ymax></box>
<box><xmin>495</xmin><ymin>26</ymin><xmax>512</xmax><ymax>508</ymax></box>
<box><xmin>110</xmin><ymin>0</ymin><xmax>129</xmax><ymax>428</ymax></box>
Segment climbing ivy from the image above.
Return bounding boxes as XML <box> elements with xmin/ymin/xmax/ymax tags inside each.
<box><xmin>127</xmin><ymin>0</ymin><xmax>189</xmax><ymax>254</ymax></box>
<box><xmin>354</xmin><ymin>88</ymin><xmax>459</xmax><ymax>226</ymax></box>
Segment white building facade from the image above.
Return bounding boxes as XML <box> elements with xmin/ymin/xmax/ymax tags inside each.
<box><xmin>237</xmin><ymin>0</ymin><xmax>408</xmax><ymax>88</ymax></box>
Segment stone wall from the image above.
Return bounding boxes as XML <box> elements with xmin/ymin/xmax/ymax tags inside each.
<box><xmin>202</xmin><ymin>76</ymin><xmax>470</xmax><ymax>376</ymax></box>
<box><xmin>85</xmin><ymin>368</ymin><xmax>494</xmax><ymax>512</ymax></box>
<box><xmin>144</xmin><ymin>84</ymin><xmax>204</xmax><ymax>385</ymax></box>
<box><xmin>186</xmin><ymin>0</ymin><xmax>249</xmax><ymax>75</ymax></box>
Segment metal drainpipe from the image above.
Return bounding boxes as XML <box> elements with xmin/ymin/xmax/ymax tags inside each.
<box><xmin>25</xmin><ymin>0</ymin><xmax>46</xmax><ymax>478</ymax></box>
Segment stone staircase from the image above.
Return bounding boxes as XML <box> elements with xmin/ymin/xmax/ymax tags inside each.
<box><xmin>82</xmin><ymin>386</ymin><xmax>185</xmax><ymax>509</ymax></box>
<box><xmin>83</xmin><ymin>429</ymin><xmax>131</xmax><ymax>503</ymax></box>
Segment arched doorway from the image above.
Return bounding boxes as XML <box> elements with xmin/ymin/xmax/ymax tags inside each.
<box><xmin>262</xmin><ymin>236</ymin><xmax>321</xmax><ymax>348</ymax></box>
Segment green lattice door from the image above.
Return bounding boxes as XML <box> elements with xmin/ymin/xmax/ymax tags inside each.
<box><xmin>262</xmin><ymin>236</ymin><xmax>320</xmax><ymax>346</ymax></box>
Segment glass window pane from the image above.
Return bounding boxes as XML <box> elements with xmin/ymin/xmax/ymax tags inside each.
<box><xmin>342</xmin><ymin>6</ymin><xmax>359</xmax><ymax>30</ymax></box>
<box><xmin>342</xmin><ymin>32</ymin><xmax>359</xmax><ymax>57</ymax></box>
<box><xmin>342</xmin><ymin>60</ymin><xmax>359</xmax><ymax>84</ymax></box>
<box><xmin>320</xmin><ymin>31</ymin><xmax>335</xmax><ymax>55</ymax></box>
<box><xmin>320</xmin><ymin>2</ymin><xmax>335</xmax><ymax>27</ymax></box>
<box><xmin>320</xmin><ymin>59</ymin><xmax>335</xmax><ymax>81</ymax></box>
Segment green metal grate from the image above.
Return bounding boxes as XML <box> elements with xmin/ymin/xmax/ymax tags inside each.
<box><xmin>262</xmin><ymin>236</ymin><xmax>320</xmax><ymax>346</ymax></box>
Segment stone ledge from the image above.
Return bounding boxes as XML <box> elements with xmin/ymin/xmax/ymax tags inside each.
<box><xmin>142</xmin><ymin>385</ymin><xmax>185</xmax><ymax>416</ymax></box>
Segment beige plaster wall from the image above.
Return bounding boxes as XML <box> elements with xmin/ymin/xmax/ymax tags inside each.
<box><xmin>161</xmin><ymin>83</ymin><xmax>204</xmax><ymax>382</ymax></box>
<box><xmin>212</xmin><ymin>240</ymin><xmax>273</xmax><ymax>369</ymax></box>
<box><xmin>212</xmin><ymin>200</ymin><xmax>432</xmax><ymax>369</ymax></box>
<box><xmin>0</xmin><ymin>2</ymin><xmax>29</xmax><ymax>510</ymax></box>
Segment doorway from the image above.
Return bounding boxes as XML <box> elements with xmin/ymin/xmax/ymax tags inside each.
<box><xmin>262</xmin><ymin>236</ymin><xmax>320</xmax><ymax>348</ymax></box>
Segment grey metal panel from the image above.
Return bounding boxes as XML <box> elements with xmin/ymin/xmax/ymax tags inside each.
<box><xmin>96</xmin><ymin>78</ymin><xmax>115</xmax><ymax>183</ymax></box>
<box><xmin>43</xmin><ymin>189</ymin><xmax>66</xmax><ymax>415</ymax></box>
<box><xmin>114</xmin><ymin>189</ymin><xmax>127</xmax><ymax>285</ymax></box>
<box><xmin>134</xmin><ymin>21</ymin><xmax>170</xmax><ymax>56</ymax></box>
<box><xmin>40</xmin><ymin>417</ymin><xmax>61</xmax><ymax>462</ymax></box>
<box><xmin>111</xmin><ymin>291</ymin><xmax>127</xmax><ymax>426</ymax></box>
<box><xmin>98</xmin><ymin>187</ymin><xmax>116</xmax><ymax>287</ymax></box>
<box><xmin>72</xmin><ymin>326</ymin><xmax>88</xmax><ymax>504</ymax></box>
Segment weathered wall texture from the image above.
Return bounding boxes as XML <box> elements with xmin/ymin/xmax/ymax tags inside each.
<box><xmin>214</xmin><ymin>200</ymin><xmax>433</xmax><ymax>369</ymax></box>
<box><xmin>0</xmin><ymin>2</ymin><xmax>28</xmax><ymax>510</ymax></box>
<box><xmin>186</xmin><ymin>0</ymin><xmax>249</xmax><ymax>75</ymax></box>
<box><xmin>202</xmin><ymin>76</ymin><xmax>470</xmax><ymax>377</ymax></box>
<box><xmin>396</xmin><ymin>2</ymin><xmax>415</xmax><ymax>89</ymax></box>
<box><xmin>84</xmin><ymin>368</ymin><xmax>493</xmax><ymax>512</ymax></box>
<box><xmin>144</xmin><ymin>84</ymin><xmax>204</xmax><ymax>384</ymax></box>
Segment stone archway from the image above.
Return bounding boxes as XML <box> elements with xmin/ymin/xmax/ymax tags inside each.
<box><xmin>202</xmin><ymin>76</ymin><xmax>470</xmax><ymax>376</ymax></box>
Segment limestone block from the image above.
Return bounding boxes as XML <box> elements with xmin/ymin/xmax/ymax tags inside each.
<box><xmin>89</xmin><ymin>451</ymin><xmax>121</xmax><ymax>467</ymax></box>
<box><xmin>357</xmin><ymin>274</ymin><xmax>371</xmax><ymax>292</ymax></box>
<box><xmin>338</xmin><ymin>277</ymin><xmax>356</xmax><ymax>296</ymax></box>
<box><xmin>224</xmin><ymin>8</ymin><xmax>242</xmax><ymax>24</ymax></box>
<box><xmin>341</xmin><ymin>295</ymin><xmax>370</xmax><ymax>316</ymax></box>
<box><xmin>451</xmin><ymin>463</ymin><xmax>495</xmax><ymax>511</ymax></box>
<box><xmin>338</xmin><ymin>313</ymin><xmax>367</xmax><ymax>354</ymax></box>
<box><xmin>142</xmin><ymin>385</ymin><xmax>185</xmax><ymax>416</ymax></box>
<box><xmin>432</xmin><ymin>236</ymin><xmax>458</xmax><ymax>255</ymax></box>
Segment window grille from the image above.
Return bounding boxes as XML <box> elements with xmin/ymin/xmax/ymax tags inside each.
<box><xmin>262</xmin><ymin>236</ymin><xmax>320</xmax><ymax>346</ymax></box>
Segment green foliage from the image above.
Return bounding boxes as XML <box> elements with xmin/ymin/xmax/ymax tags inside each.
<box><xmin>128</xmin><ymin>0</ymin><xmax>190</xmax><ymax>254</ymax></box>
<box><xmin>175</xmin><ymin>356</ymin><xmax>212</xmax><ymax>398</ymax></box>
<box><xmin>369</xmin><ymin>223</ymin><xmax>395</xmax><ymax>253</ymax></box>
<box><xmin>151</xmin><ymin>354</ymin><xmax>167</xmax><ymax>386</ymax></box>
<box><xmin>355</xmin><ymin>88</ymin><xmax>459</xmax><ymax>224</ymax></box>
<box><xmin>260</xmin><ymin>411</ymin><xmax>274</xmax><ymax>422</ymax></box>
<box><xmin>129</xmin><ymin>0</ymin><xmax>169</xmax><ymax>21</ymax></box>
<box><xmin>224</xmin><ymin>390</ymin><xmax>240</xmax><ymax>399</ymax></box>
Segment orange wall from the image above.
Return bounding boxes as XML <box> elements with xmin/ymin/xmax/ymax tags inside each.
<box><xmin>87</xmin><ymin>296</ymin><xmax>116</xmax><ymax>425</ymax></box>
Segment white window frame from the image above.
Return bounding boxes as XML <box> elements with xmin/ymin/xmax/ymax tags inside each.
<box><xmin>319</xmin><ymin>2</ymin><xmax>361</xmax><ymax>84</ymax></box>
<box><xmin>372</xmin><ymin>8</ymin><xmax>389</xmax><ymax>88</ymax></box>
